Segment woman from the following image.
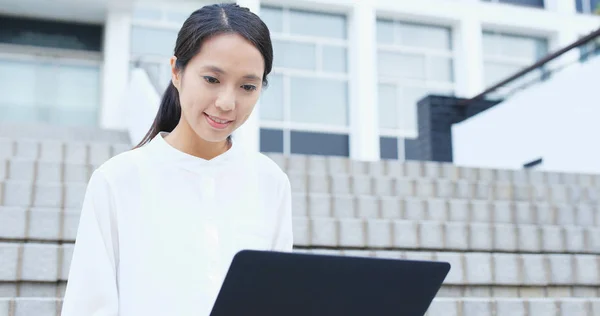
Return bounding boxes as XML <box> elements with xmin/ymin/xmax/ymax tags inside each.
<box><xmin>61</xmin><ymin>3</ymin><xmax>293</xmax><ymax>315</ymax></box>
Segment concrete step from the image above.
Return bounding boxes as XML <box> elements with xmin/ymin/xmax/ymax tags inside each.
<box><xmin>0</xmin><ymin>139</ymin><xmax>130</xmax><ymax>163</ymax></box>
<box><xmin>295</xmin><ymin>249</ymin><xmax>600</xmax><ymax>288</ymax></box>
<box><xmin>2</xmin><ymin>242</ymin><xmax>599</xmax><ymax>289</ymax></box>
<box><xmin>292</xmin><ymin>193</ymin><xmax>600</xmax><ymax>226</ymax></box>
<box><xmin>0</xmin><ymin>297</ymin><xmax>599</xmax><ymax>316</ymax></box>
<box><xmin>292</xmin><ymin>218</ymin><xmax>600</xmax><ymax>254</ymax></box>
<box><xmin>2</xmin><ymin>208</ymin><xmax>600</xmax><ymax>253</ymax></box>
<box><xmin>425</xmin><ymin>298</ymin><xmax>600</xmax><ymax>316</ymax></box>
<box><xmin>0</xmin><ymin>123</ymin><xmax>130</xmax><ymax>144</ymax></box>
<box><xmin>266</xmin><ymin>153</ymin><xmax>600</xmax><ymax>187</ymax></box>
<box><xmin>1</xmin><ymin>281</ymin><xmax>598</xmax><ymax>300</ymax></box>
<box><xmin>288</xmin><ymin>173</ymin><xmax>600</xmax><ymax>203</ymax></box>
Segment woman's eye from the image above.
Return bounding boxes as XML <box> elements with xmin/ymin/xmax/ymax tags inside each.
<box><xmin>203</xmin><ymin>76</ymin><xmax>219</xmax><ymax>84</ymax></box>
<box><xmin>242</xmin><ymin>85</ymin><xmax>257</xmax><ymax>92</ymax></box>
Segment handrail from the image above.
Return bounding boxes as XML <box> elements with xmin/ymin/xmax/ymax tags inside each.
<box><xmin>459</xmin><ymin>26</ymin><xmax>600</xmax><ymax>106</ymax></box>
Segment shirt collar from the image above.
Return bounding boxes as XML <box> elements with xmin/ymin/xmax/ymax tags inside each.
<box><xmin>144</xmin><ymin>131</ymin><xmax>242</xmax><ymax>170</ymax></box>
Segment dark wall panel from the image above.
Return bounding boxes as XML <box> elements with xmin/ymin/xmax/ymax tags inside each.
<box><xmin>291</xmin><ymin>131</ymin><xmax>349</xmax><ymax>157</ymax></box>
<box><xmin>0</xmin><ymin>15</ymin><xmax>103</xmax><ymax>51</ymax></box>
<box><xmin>259</xmin><ymin>128</ymin><xmax>284</xmax><ymax>153</ymax></box>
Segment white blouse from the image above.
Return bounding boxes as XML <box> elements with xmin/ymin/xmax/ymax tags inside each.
<box><xmin>61</xmin><ymin>132</ymin><xmax>293</xmax><ymax>316</ymax></box>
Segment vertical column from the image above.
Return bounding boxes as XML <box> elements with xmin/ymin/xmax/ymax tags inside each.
<box><xmin>100</xmin><ymin>9</ymin><xmax>132</xmax><ymax>130</ymax></box>
<box><xmin>234</xmin><ymin>0</ymin><xmax>261</xmax><ymax>152</ymax></box>
<box><xmin>453</xmin><ymin>17</ymin><xmax>485</xmax><ymax>98</ymax></box>
<box><xmin>348</xmin><ymin>1</ymin><xmax>380</xmax><ymax>161</ymax></box>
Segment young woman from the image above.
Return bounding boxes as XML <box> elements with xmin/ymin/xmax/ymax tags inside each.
<box><xmin>61</xmin><ymin>3</ymin><xmax>293</xmax><ymax>315</ymax></box>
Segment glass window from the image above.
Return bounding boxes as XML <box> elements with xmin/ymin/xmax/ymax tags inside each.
<box><xmin>482</xmin><ymin>32</ymin><xmax>501</xmax><ymax>56</ymax></box>
<box><xmin>0</xmin><ymin>59</ymin><xmax>36</xmax><ymax>108</ymax></box>
<box><xmin>377</xmin><ymin>19</ymin><xmax>455</xmax><ymax>156</ymax></box>
<box><xmin>130</xmin><ymin>26</ymin><xmax>178</xmax><ymax>56</ymax></box>
<box><xmin>260</xmin><ymin>128</ymin><xmax>284</xmax><ymax>153</ymax></box>
<box><xmin>322</xmin><ymin>46</ymin><xmax>347</xmax><ymax>72</ymax></box>
<box><xmin>166</xmin><ymin>12</ymin><xmax>189</xmax><ymax>25</ymax></box>
<box><xmin>500</xmin><ymin>35</ymin><xmax>547</xmax><ymax>60</ymax></box>
<box><xmin>483</xmin><ymin>32</ymin><xmax>549</xmax><ymax>93</ymax></box>
<box><xmin>272</xmin><ymin>41</ymin><xmax>316</xmax><ymax>70</ymax></box>
<box><xmin>378</xmin><ymin>84</ymin><xmax>398</xmax><ymax>129</ymax></box>
<box><xmin>52</xmin><ymin>64</ymin><xmax>100</xmax><ymax>126</ymax></box>
<box><xmin>260</xmin><ymin>6</ymin><xmax>350</xmax><ymax>156</ymax></box>
<box><xmin>260</xmin><ymin>74</ymin><xmax>284</xmax><ymax>121</ymax></box>
<box><xmin>576</xmin><ymin>0</ymin><xmax>600</xmax><ymax>13</ymax></box>
<box><xmin>590</xmin><ymin>0</ymin><xmax>599</xmax><ymax>13</ymax></box>
<box><xmin>404</xmin><ymin>138</ymin><xmax>420</xmax><ymax>161</ymax></box>
<box><xmin>400</xmin><ymin>87</ymin><xmax>429</xmax><ymax>133</ymax></box>
<box><xmin>482</xmin><ymin>0</ymin><xmax>544</xmax><ymax>8</ymax></box>
<box><xmin>0</xmin><ymin>58</ymin><xmax>100</xmax><ymax>126</ymax></box>
<box><xmin>580</xmin><ymin>39</ymin><xmax>600</xmax><ymax>62</ymax></box>
<box><xmin>261</xmin><ymin>6</ymin><xmax>284</xmax><ymax>33</ymax></box>
<box><xmin>398</xmin><ymin>23</ymin><xmax>452</xmax><ymax>50</ymax></box>
<box><xmin>132</xmin><ymin>8</ymin><xmax>163</xmax><ymax>21</ymax></box>
<box><xmin>56</xmin><ymin>65</ymin><xmax>100</xmax><ymax>110</ymax></box>
<box><xmin>378</xmin><ymin>52</ymin><xmax>426</xmax><ymax>80</ymax></box>
<box><xmin>0</xmin><ymin>15</ymin><xmax>103</xmax><ymax>51</ymax></box>
<box><xmin>428</xmin><ymin>56</ymin><xmax>454</xmax><ymax>82</ymax></box>
<box><xmin>289</xmin><ymin>10</ymin><xmax>346</xmax><ymax>39</ymax></box>
<box><xmin>380</xmin><ymin>137</ymin><xmax>399</xmax><ymax>160</ymax></box>
<box><xmin>484</xmin><ymin>62</ymin><xmax>522</xmax><ymax>87</ymax></box>
<box><xmin>290</xmin><ymin>77</ymin><xmax>347</xmax><ymax>126</ymax></box>
<box><xmin>376</xmin><ymin>20</ymin><xmax>395</xmax><ymax>44</ymax></box>
<box><xmin>577</xmin><ymin>0</ymin><xmax>585</xmax><ymax>12</ymax></box>
<box><xmin>291</xmin><ymin>131</ymin><xmax>349</xmax><ymax>156</ymax></box>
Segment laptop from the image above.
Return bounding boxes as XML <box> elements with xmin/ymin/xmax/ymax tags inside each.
<box><xmin>210</xmin><ymin>250</ymin><xmax>450</xmax><ymax>316</ymax></box>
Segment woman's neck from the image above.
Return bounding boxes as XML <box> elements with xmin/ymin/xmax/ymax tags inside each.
<box><xmin>165</xmin><ymin>124</ymin><xmax>230</xmax><ymax>160</ymax></box>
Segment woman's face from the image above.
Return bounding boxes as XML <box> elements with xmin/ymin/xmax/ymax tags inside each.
<box><xmin>171</xmin><ymin>32</ymin><xmax>265</xmax><ymax>143</ymax></box>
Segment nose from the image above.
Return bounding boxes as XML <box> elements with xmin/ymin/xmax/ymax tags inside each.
<box><xmin>215</xmin><ymin>89</ymin><xmax>236</xmax><ymax>112</ymax></box>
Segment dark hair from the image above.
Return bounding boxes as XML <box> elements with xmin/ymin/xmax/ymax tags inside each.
<box><xmin>134</xmin><ymin>3</ymin><xmax>273</xmax><ymax>148</ymax></box>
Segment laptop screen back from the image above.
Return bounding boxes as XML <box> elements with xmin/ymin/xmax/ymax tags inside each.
<box><xmin>210</xmin><ymin>250</ymin><xmax>450</xmax><ymax>316</ymax></box>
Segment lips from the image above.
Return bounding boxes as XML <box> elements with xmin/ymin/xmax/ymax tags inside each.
<box><xmin>204</xmin><ymin>113</ymin><xmax>232</xmax><ymax>129</ymax></box>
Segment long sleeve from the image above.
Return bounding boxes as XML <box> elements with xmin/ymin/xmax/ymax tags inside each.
<box><xmin>61</xmin><ymin>169</ymin><xmax>120</xmax><ymax>315</ymax></box>
<box><xmin>272</xmin><ymin>174</ymin><xmax>294</xmax><ymax>252</ymax></box>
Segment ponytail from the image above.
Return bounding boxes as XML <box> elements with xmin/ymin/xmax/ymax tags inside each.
<box><xmin>134</xmin><ymin>82</ymin><xmax>181</xmax><ymax>148</ymax></box>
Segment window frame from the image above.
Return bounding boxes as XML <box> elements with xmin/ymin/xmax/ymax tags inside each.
<box><xmin>0</xmin><ymin>45</ymin><xmax>102</xmax><ymax>126</ymax></box>
<box><xmin>482</xmin><ymin>31</ymin><xmax>550</xmax><ymax>97</ymax></box>
<box><xmin>482</xmin><ymin>0</ymin><xmax>545</xmax><ymax>9</ymax></box>
<box><xmin>260</xmin><ymin>5</ymin><xmax>351</xmax><ymax>156</ymax></box>
<box><xmin>376</xmin><ymin>19</ymin><xmax>456</xmax><ymax>139</ymax></box>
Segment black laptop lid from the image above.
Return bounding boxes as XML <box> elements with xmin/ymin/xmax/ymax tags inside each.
<box><xmin>210</xmin><ymin>250</ymin><xmax>450</xmax><ymax>316</ymax></box>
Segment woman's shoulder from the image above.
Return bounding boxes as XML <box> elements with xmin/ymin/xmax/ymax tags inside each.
<box><xmin>92</xmin><ymin>145</ymin><xmax>148</xmax><ymax>185</ymax></box>
<box><xmin>241</xmin><ymin>151</ymin><xmax>289</xmax><ymax>184</ymax></box>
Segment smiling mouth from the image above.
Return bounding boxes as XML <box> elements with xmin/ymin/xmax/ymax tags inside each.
<box><xmin>204</xmin><ymin>113</ymin><xmax>233</xmax><ymax>129</ymax></box>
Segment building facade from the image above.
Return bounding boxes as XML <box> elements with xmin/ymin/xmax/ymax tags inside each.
<box><xmin>0</xmin><ymin>0</ymin><xmax>598</xmax><ymax>161</ymax></box>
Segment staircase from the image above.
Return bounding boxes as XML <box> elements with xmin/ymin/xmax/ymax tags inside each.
<box><xmin>268</xmin><ymin>154</ymin><xmax>600</xmax><ymax>315</ymax></box>
<box><xmin>0</xmin><ymin>125</ymin><xmax>131</xmax><ymax>315</ymax></box>
<box><xmin>1</xmin><ymin>125</ymin><xmax>599</xmax><ymax>315</ymax></box>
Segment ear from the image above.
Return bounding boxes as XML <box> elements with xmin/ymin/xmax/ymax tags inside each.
<box><xmin>170</xmin><ymin>56</ymin><xmax>181</xmax><ymax>90</ymax></box>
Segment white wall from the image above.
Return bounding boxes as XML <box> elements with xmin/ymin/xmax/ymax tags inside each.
<box><xmin>452</xmin><ymin>56</ymin><xmax>600</xmax><ymax>174</ymax></box>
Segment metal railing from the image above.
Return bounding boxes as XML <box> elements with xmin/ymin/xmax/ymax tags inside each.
<box><xmin>460</xmin><ymin>26</ymin><xmax>600</xmax><ymax>106</ymax></box>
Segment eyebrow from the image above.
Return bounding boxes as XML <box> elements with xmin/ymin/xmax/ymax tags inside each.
<box><xmin>202</xmin><ymin>65</ymin><xmax>261</xmax><ymax>81</ymax></box>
